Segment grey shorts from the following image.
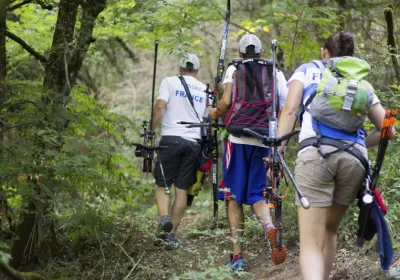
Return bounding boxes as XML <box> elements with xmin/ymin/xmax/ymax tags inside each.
<box><xmin>153</xmin><ymin>136</ymin><xmax>201</xmax><ymax>189</ymax></box>
<box><xmin>294</xmin><ymin>144</ymin><xmax>367</xmax><ymax>207</ymax></box>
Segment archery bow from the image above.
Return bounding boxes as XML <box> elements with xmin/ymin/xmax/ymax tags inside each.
<box><xmin>242</xmin><ymin>39</ymin><xmax>310</xmax><ymax>265</ymax></box>
<box><xmin>357</xmin><ymin>109</ymin><xmax>397</xmax><ymax>246</ymax></box>
<box><xmin>175</xmin><ymin>0</ymin><xmax>230</xmax><ymax>225</ymax></box>
<box><xmin>206</xmin><ymin>0</ymin><xmax>231</xmax><ymax>227</ymax></box>
<box><xmin>133</xmin><ymin>40</ymin><xmax>171</xmax><ymax>195</ymax></box>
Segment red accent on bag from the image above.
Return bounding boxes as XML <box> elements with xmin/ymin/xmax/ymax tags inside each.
<box><xmin>198</xmin><ymin>152</ymin><xmax>212</xmax><ymax>172</ymax></box>
<box><xmin>374</xmin><ymin>188</ymin><xmax>387</xmax><ymax>215</ymax></box>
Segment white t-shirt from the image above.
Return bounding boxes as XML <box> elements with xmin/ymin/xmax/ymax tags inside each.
<box><xmin>157</xmin><ymin>75</ymin><xmax>209</xmax><ymax>140</ymax></box>
<box><xmin>288</xmin><ymin>62</ymin><xmax>380</xmax><ymax>145</ymax></box>
<box><xmin>223</xmin><ymin>64</ymin><xmax>288</xmax><ymax>147</ymax></box>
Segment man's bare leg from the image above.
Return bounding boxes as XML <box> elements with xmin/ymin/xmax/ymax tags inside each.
<box><xmin>156</xmin><ymin>186</ymin><xmax>170</xmax><ymax>216</ymax></box>
<box><xmin>252</xmin><ymin>199</ymin><xmax>272</xmax><ymax>225</ymax></box>
<box><xmin>170</xmin><ymin>186</ymin><xmax>187</xmax><ymax>234</ymax></box>
<box><xmin>227</xmin><ymin>199</ymin><xmax>244</xmax><ymax>255</ymax></box>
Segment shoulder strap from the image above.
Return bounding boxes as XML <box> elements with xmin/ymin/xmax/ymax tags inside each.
<box><xmin>311</xmin><ymin>60</ymin><xmax>327</xmax><ymax>70</ymax></box>
<box><xmin>178</xmin><ymin>75</ymin><xmax>202</xmax><ymax>123</ymax></box>
<box><xmin>295</xmin><ymin>61</ymin><xmax>326</xmax><ymax>123</ymax></box>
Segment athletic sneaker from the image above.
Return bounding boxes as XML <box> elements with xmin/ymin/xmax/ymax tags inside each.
<box><xmin>226</xmin><ymin>254</ymin><xmax>248</xmax><ymax>272</ymax></box>
<box><xmin>390</xmin><ymin>259</ymin><xmax>400</xmax><ymax>279</ymax></box>
<box><xmin>165</xmin><ymin>233</ymin><xmax>184</xmax><ymax>251</ymax></box>
<box><xmin>154</xmin><ymin>215</ymin><xmax>173</xmax><ymax>244</ymax></box>
<box><xmin>265</xmin><ymin>226</ymin><xmax>287</xmax><ymax>264</ymax></box>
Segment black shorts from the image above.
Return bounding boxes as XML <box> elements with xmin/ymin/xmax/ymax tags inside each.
<box><xmin>153</xmin><ymin>136</ymin><xmax>201</xmax><ymax>189</ymax></box>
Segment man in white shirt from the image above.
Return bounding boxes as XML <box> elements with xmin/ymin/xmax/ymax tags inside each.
<box><xmin>152</xmin><ymin>54</ymin><xmax>208</xmax><ymax>250</ymax></box>
<box><xmin>211</xmin><ymin>34</ymin><xmax>288</xmax><ymax>270</ymax></box>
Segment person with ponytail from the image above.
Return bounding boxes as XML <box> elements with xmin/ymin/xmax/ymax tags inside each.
<box><xmin>275</xmin><ymin>31</ymin><xmax>396</xmax><ymax>279</ymax></box>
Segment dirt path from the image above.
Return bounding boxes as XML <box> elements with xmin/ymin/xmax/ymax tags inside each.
<box><xmin>132</xmin><ymin>210</ymin><xmax>396</xmax><ymax>280</ymax></box>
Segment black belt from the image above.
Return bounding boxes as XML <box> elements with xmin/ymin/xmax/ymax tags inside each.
<box><xmin>299</xmin><ymin>137</ymin><xmax>369</xmax><ymax>171</ymax></box>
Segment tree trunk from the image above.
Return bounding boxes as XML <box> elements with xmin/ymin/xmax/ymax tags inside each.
<box><xmin>0</xmin><ymin>0</ymin><xmax>12</xmax><ymax>241</ymax></box>
<box><xmin>0</xmin><ymin>0</ymin><xmax>8</xmax><ymax>96</ymax></box>
<box><xmin>384</xmin><ymin>5</ymin><xmax>400</xmax><ymax>84</ymax></box>
<box><xmin>11</xmin><ymin>0</ymin><xmax>107</xmax><ymax>268</ymax></box>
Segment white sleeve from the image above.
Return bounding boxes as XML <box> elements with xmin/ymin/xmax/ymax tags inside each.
<box><xmin>157</xmin><ymin>78</ymin><xmax>170</xmax><ymax>103</ymax></box>
<box><xmin>287</xmin><ymin>71</ymin><xmax>305</xmax><ymax>87</ymax></box>
<box><xmin>372</xmin><ymin>93</ymin><xmax>380</xmax><ymax>105</ymax></box>
<box><xmin>287</xmin><ymin>64</ymin><xmax>308</xmax><ymax>87</ymax></box>
<box><xmin>223</xmin><ymin>65</ymin><xmax>237</xmax><ymax>85</ymax></box>
<box><xmin>277</xmin><ymin>71</ymin><xmax>288</xmax><ymax>109</ymax></box>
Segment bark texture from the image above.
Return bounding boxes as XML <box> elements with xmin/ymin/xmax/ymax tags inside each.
<box><xmin>11</xmin><ymin>0</ymin><xmax>107</xmax><ymax>268</ymax></box>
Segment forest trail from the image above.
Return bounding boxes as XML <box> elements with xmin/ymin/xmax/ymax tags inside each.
<box><xmin>132</xmin><ymin>208</ymin><xmax>396</xmax><ymax>280</ymax></box>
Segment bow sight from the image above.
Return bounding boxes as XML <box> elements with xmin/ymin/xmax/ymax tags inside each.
<box><xmin>134</xmin><ymin>120</ymin><xmax>155</xmax><ymax>172</ymax></box>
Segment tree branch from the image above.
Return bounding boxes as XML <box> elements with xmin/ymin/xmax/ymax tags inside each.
<box><xmin>67</xmin><ymin>0</ymin><xmax>107</xmax><ymax>92</ymax></box>
<box><xmin>36</xmin><ymin>0</ymin><xmax>53</xmax><ymax>10</ymax></box>
<box><xmin>384</xmin><ymin>4</ymin><xmax>400</xmax><ymax>84</ymax></box>
<box><xmin>115</xmin><ymin>37</ymin><xmax>137</xmax><ymax>63</ymax></box>
<box><xmin>8</xmin><ymin>0</ymin><xmax>52</xmax><ymax>11</ymax></box>
<box><xmin>5</xmin><ymin>30</ymin><xmax>48</xmax><ymax>63</ymax></box>
<box><xmin>7</xmin><ymin>0</ymin><xmax>33</xmax><ymax>11</ymax></box>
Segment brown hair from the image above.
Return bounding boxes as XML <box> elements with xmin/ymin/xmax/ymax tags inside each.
<box><xmin>323</xmin><ymin>31</ymin><xmax>355</xmax><ymax>57</ymax></box>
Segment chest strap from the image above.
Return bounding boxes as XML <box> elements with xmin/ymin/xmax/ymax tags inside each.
<box><xmin>299</xmin><ymin>137</ymin><xmax>369</xmax><ymax>171</ymax></box>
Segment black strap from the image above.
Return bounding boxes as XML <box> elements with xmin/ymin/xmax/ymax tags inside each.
<box><xmin>178</xmin><ymin>75</ymin><xmax>202</xmax><ymax>123</ymax></box>
<box><xmin>232</xmin><ymin>58</ymin><xmax>274</xmax><ymax>66</ymax></box>
<box><xmin>299</xmin><ymin>137</ymin><xmax>369</xmax><ymax>171</ymax></box>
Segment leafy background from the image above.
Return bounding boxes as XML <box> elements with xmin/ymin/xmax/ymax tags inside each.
<box><xmin>0</xmin><ymin>0</ymin><xmax>399</xmax><ymax>279</ymax></box>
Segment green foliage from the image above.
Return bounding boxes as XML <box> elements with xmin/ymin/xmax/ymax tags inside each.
<box><xmin>2</xmin><ymin>0</ymin><xmax>400</xmax><ymax>278</ymax></box>
<box><xmin>7</xmin><ymin>4</ymin><xmax>56</xmax><ymax>81</ymax></box>
<box><xmin>95</xmin><ymin>0</ymin><xmax>220</xmax><ymax>54</ymax></box>
<box><xmin>232</xmin><ymin>0</ymin><xmax>341</xmax><ymax>67</ymax></box>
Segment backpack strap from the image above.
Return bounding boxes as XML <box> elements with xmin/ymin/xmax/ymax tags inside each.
<box><xmin>342</xmin><ymin>80</ymin><xmax>358</xmax><ymax>111</ymax></box>
<box><xmin>178</xmin><ymin>75</ymin><xmax>202</xmax><ymax>123</ymax></box>
<box><xmin>311</xmin><ymin>60</ymin><xmax>326</xmax><ymax>70</ymax></box>
<box><xmin>295</xmin><ymin>60</ymin><xmax>327</xmax><ymax>124</ymax></box>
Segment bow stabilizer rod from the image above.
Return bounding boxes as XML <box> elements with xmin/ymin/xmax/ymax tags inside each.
<box><xmin>209</xmin><ymin>0</ymin><xmax>231</xmax><ymax>227</ymax></box>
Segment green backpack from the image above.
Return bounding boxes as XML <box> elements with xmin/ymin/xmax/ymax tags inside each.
<box><xmin>306</xmin><ymin>57</ymin><xmax>374</xmax><ymax>133</ymax></box>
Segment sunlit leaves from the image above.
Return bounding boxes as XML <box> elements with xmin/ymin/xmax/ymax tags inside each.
<box><xmin>94</xmin><ymin>0</ymin><xmax>220</xmax><ymax>55</ymax></box>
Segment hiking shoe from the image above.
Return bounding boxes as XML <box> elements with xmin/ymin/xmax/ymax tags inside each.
<box><xmin>165</xmin><ymin>233</ymin><xmax>184</xmax><ymax>251</ymax></box>
<box><xmin>226</xmin><ymin>254</ymin><xmax>247</xmax><ymax>272</ymax></box>
<box><xmin>154</xmin><ymin>215</ymin><xmax>173</xmax><ymax>245</ymax></box>
<box><xmin>266</xmin><ymin>227</ymin><xmax>287</xmax><ymax>265</ymax></box>
<box><xmin>390</xmin><ymin>259</ymin><xmax>400</xmax><ymax>278</ymax></box>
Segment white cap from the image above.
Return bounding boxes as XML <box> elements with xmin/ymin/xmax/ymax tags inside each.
<box><xmin>238</xmin><ymin>33</ymin><xmax>262</xmax><ymax>54</ymax></box>
<box><xmin>180</xmin><ymin>54</ymin><xmax>200</xmax><ymax>70</ymax></box>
